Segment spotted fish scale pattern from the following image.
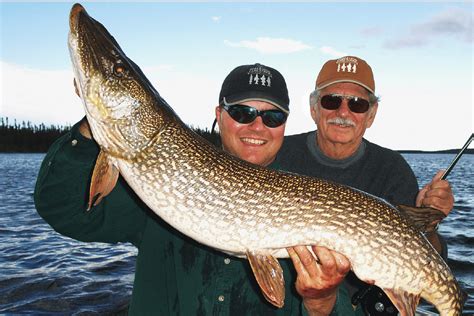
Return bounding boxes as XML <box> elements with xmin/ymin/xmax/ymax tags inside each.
<box><xmin>68</xmin><ymin>4</ymin><xmax>465</xmax><ymax>314</ymax></box>
<box><xmin>111</xmin><ymin>123</ymin><xmax>463</xmax><ymax>315</ymax></box>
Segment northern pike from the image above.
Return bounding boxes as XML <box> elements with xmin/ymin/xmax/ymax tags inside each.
<box><xmin>68</xmin><ymin>3</ymin><xmax>466</xmax><ymax>315</ymax></box>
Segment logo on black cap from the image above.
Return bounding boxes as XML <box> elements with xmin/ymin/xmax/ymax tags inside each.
<box><xmin>248</xmin><ymin>65</ymin><xmax>273</xmax><ymax>87</ymax></box>
<box><xmin>219</xmin><ymin>63</ymin><xmax>289</xmax><ymax>113</ymax></box>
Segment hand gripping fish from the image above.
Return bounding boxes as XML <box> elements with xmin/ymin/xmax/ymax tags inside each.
<box><xmin>68</xmin><ymin>4</ymin><xmax>466</xmax><ymax>315</ymax></box>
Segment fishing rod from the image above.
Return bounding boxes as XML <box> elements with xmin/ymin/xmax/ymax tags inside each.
<box><xmin>440</xmin><ymin>133</ymin><xmax>474</xmax><ymax>180</ymax></box>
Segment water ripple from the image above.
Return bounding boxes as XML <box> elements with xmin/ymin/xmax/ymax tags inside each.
<box><xmin>0</xmin><ymin>153</ymin><xmax>472</xmax><ymax>314</ymax></box>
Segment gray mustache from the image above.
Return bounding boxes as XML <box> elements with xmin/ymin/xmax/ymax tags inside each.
<box><xmin>327</xmin><ymin>117</ymin><xmax>355</xmax><ymax>127</ymax></box>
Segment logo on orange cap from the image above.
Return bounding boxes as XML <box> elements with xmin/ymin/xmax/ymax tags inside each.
<box><xmin>316</xmin><ymin>56</ymin><xmax>375</xmax><ymax>94</ymax></box>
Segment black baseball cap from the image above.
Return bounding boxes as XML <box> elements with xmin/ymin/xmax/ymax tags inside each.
<box><xmin>219</xmin><ymin>63</ymin><xmax>290</xmax><ymax>113</ymax></box>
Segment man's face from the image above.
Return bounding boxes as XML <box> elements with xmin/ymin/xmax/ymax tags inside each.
<box><xmin>216</xmin><ymin>100</ymin><xmax>286</xmax><ymax>167</ymax></box>
<box><xmin>311</xmin><ymin>82</ymin><xmax>377</xmax><ymax>148</ymax></box>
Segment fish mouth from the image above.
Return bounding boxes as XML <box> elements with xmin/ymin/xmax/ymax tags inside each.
<box><xmin>67</xmin><ymin>3</ymin><xmax>133</xmax><ymax>123</ymax></box>
<box><xmin>66</xmin><ymin>3</ymin><xmax>167</xmax><ymax>157</ymax></box>
<box><xmin>69</xmin><ymin>3</ymin><xmax>85</xmax><ymax>35</ymax></box>
<box><xmin>68</xmin><ymin>3</ymin><xmax>124</xmax><ymax>79</ymax></box>
<box><xmin>67</xmin><ymin>3</ymin><xmax>157</xmax><ymax>113</ymax></box>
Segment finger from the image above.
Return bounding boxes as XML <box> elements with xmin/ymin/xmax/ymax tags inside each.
<box><xmin>423</xmin><ymin>182</ymin><xmax>454</xmax><ymax>214</ymax></box>
<box><xmin>296</xmin><ymin>246</ymin><xmax>321</xmax><ymax>272</ymax></box>
<box><xmin>287</xmin><ymin>247</ymin><xmax>311</xmax><ymax>279</ymax></box>
<box><xmin>296</xmin><ymin>245</ymin><xmax>325</xmax><ymax>279</ymax></box>
<box><xmin>416</xmin><ymin>185</ymin><xmax>429</xmax><ymax>207</ymax></box>
<box><xmin>432</xmin><ymin>170</ymin><xmax>445</xmax><ymax>182</ymax></box>
<box><xmin>331</xmin><ymin>251</ymin><xmax>351</xmax><ymax>274</ymax></box>
<box><xmin>419</xmin><ymin>179</ymin><xmax>453</xmax><ymax>212</ymax></box>
<box><xmin>422</xmin><ymin>195</ymin><xmax>453</xmax><ymax>215</ymax></box>
<box><xmin>428</xmin><ymin>179</ymin><xmax>452</xmax><ymax>192</ymax></box>
<box><xmin>424</xmin><ymin>185</ymin><xmax>452</xmax><ymax>199</ymax></box>
<box><xmin>311</xmin><ymin>246</ymin><xmax>337</xmax><ymax>276</ymax></box>
<box><xmin>418</xmin><ymin>170</ymin><xmax>447</xmax><ymax>207</ymax></box>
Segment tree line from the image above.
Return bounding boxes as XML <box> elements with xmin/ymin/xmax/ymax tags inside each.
<box><xmin>0</xmin><ymin>117</ymin><xmax>71</xmax><ymax>152</ymax></box>
<box><xmin>0</xmin><ymin>117</ymin><xmax>220</xmax><ymax>153</ymax></box>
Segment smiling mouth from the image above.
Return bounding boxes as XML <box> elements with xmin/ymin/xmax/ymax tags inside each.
<box><xmin>330</xmin><ymin>122</ymin><xmax>353</xmax><ymax>128</ymax></box>
<box><xmin>241</xmin><ymin>137</ymin><xmax>267</xmax><ymax>145</ymax></box>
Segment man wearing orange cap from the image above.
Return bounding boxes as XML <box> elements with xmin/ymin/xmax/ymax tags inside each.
<box><xmin>274</xmin><ymin>56</ymin><xmax>454</xmax><ymax>315</ymax></box>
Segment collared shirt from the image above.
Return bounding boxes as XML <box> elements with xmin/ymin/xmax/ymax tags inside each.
<box><xmin>34</xmin><ymin>122</ymin><xmax>357</xmax><ymax>315</ymax></box>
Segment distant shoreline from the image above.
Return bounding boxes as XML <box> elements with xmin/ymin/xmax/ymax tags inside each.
<box><xmin>1</xmin><ymin>149</ymin><xmax>473</xmax><ymax>155</ymax></box>
<box><xmin>398</xmin><ymin>149</ymin><xmax>474</xmax><ymax>154</ymax></box>
<box><xmin>1</xmin><ymin>116</ymin><xmax>472</xmax><ymax>154</ymax></box>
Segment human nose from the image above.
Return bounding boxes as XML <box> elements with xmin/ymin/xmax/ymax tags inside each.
<box><xmin>335</xmin><ymin>99</ymin><xmax>351</xmax><ymax>117</ymax></box>
<box><xmin>247</xmin><ymin>116</ymin><xmax>266</xmax><ymax>131</ymax></box>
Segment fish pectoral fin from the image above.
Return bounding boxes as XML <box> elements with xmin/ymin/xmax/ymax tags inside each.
<box><xmin>88</xmin><ymin>149</ymin><xmax>119</xmax><ymax>210</ymax></box>
<box><xmin>396</xmin><ymin>204</ymin><xmax>446</xmax><ymax>233</ymax></box>
<box><xmin>246</xmin><ymin>250</ymin><xmax>285</xmax><ymax>308</ymax></box>
<box><xmin>382</xmin><ymin>288</ymin><xmax>420</xmax><ymax>316</ymax></box>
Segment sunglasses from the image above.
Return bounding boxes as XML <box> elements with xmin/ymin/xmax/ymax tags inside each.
<box><xmin>320</xmin><ymin>94</ymin><xmax>371</xmax><ymax>113</ymax></box>
<box><xmin>222</xmin><ymin>104</ymin><xmax>287</xmax><ymax>128</ymax></box>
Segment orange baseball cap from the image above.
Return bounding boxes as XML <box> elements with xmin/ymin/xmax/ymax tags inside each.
<box><xmin>316</xmin><ymin>56</ymin><xmax>375</xmax><ymax>94</ymax></box>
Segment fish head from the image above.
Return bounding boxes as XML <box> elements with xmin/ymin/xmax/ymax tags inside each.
<box><xmin>68</xmin><ymin>3</ymin><xmax>168</xmax><ymax>158</ymax></box>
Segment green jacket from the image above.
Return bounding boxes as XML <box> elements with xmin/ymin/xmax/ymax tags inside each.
<box><xmin>34</xmin><ymin>122</ymin><xmax>358</xmax><ymax>315</ymax></box>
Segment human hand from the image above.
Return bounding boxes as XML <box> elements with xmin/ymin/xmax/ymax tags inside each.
<box><xmin>416</xmin><ymin>170</ymin><xmax>454</xmax><ymax>216</ymax></box>
<box><xmin>287</xmin><ymin>246</ymin><xmax>350</xmax><ymax>316</ymax></box>
<box><xmin>78</xmin><ymin>117</ymin><xmax>93</xmax><ymax>139</ymax></box>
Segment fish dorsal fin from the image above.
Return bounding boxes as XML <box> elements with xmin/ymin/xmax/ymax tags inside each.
<box><xmin>88</xmin><ymin>149</ymin><xmax>119</xmax><ymax>210</ymax></box>
<box><xmin>396</xmin><ymin>205</ymin><xmax>446</xmax><ymax>233</ymax></box>
<box><xmin>246</xmin><ymin>250</ymin><xmax>285</xmax><ymax>308</ymax></box>
<box><xmin>383</xmin><ymin>288</ymin><xmax>420</xmax><ymax>316</ymax></box>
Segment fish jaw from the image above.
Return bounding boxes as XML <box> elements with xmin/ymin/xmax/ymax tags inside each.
<box><xmin>68</xmin><ymin>3</ymin><xmax>162</xmax><ymax>159</ymax></box>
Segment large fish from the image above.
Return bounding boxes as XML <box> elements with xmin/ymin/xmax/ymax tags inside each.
<box><xmin>68</xmin><ymin>3</ymin><xmax>465</xmax><ymax>315</ymax></box>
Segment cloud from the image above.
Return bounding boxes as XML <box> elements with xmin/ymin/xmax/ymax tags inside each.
<box><xmin>384</xmin><ymin>7</ymin><xmax>473</xmax><ymax>49</ymax></box>
<box><xmin>0</xmin><ymin>60</ymin><xmax>219</xmax><ymax>130</ymax></box>
<box><xmin>385</xmin><ymin>37</ymin><xmax>427</xmax><ymax>49</ymax></box>
<box><xmin>319</xmin><ymin>46</ymin><xmax>347</xmax><ymax>58</ymax></box>
<box><xmin>224</xmin><ymin>37</ymin><xmax>312</xmax><ymax>54</ymax></box>
<box><xmin>211</xmin><ymin>16</ymin><xmax>221</xmax><ymax>23</ymax></box>
<box><xmin>1</xmin><ymin>61</ymin><xmax>83</xmax><ymax>125</ymax></box>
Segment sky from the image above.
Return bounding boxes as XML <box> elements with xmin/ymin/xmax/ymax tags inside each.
<box><xmin>1</xmin><ymin>1</ymin><xmax>472</xmax><ymax>150</ymax></box>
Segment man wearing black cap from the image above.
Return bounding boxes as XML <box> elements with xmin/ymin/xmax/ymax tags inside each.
<box><xmin>214</xmin><ymin>63</ymin><xmax>356</xmax><ymax>315</ymax></box>
<box><xmin>35</xmin><ymin>64</ymin><xmax>356</xmax><ymax>315</ymax></box>
<box><xmin>215</xmin><ymin>63</ymin><xmax>289</xmax><ymax>167</ymax></box>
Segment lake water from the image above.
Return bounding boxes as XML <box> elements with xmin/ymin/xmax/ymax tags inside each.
<box><xmin>0</xmin><ymin>153</ymin><xmax>472</xmax><ymax>315</ymax></box>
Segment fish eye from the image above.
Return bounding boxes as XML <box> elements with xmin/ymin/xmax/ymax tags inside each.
<box><xmin>113</xmin><ymin>62</ymin><xmax>126</xmax><ymax>77</ymax></box>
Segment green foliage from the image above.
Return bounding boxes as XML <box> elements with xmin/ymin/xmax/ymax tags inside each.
<box><xmin>0</xmin><ymin>117</ymin><xmax>70</xmax><ymax>152</ymax></box>
<box><xmin>0</xmin><ymin>117</ymin><xmax>221</xmax><ymax>152</ymax></box>
<box><xmin>188</xmin><ymin>124</ymin><xmax>221</xmax><ymax>148</ymax></box>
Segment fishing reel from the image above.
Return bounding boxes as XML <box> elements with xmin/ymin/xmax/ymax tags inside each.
<box><xmin>352</xmin><ymin>285</ymin><xmax>398</xmax><ymax>316</ymax></box>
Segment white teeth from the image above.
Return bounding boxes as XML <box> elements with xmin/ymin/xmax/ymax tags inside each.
<box><xmin>241</xmin><ymin>138</ymin><xmax>266</xmax><ymax>145</ymax></box>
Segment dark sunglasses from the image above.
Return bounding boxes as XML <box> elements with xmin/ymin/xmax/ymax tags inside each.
<box><xmin>221</xmin><ymin>104</ymin><xmax>287</xmax><ymax>128</ymax></box>
<box><xmin>320</xmin><ymin>94</ymin><xmax>371</xmax><ymax>113</ymax></box>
